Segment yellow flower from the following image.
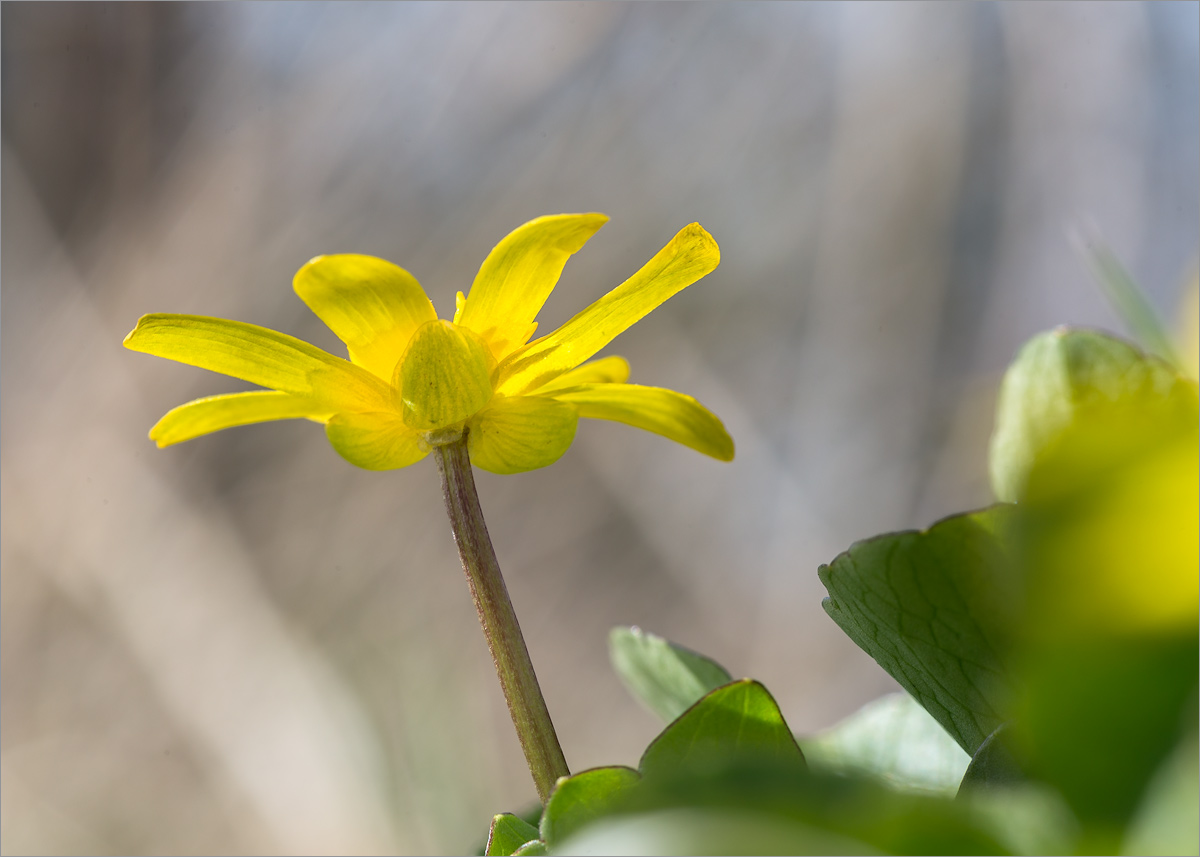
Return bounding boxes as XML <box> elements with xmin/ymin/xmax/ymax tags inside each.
<box><xmin>124</xmin><ymin>214</ymin><xmax>734</xmax><ymax>474</ymax></box>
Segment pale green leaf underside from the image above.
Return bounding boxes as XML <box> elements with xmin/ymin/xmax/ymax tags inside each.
<box><xmin>800</xmin><ymin>692</ymin><xmax>969</xmax><ymax>796</ymax></box>
<box><xmin>818</xmin><ymin>506</ymin><xmax>1015</xmax><ymax>755</ymax></box>
<box><xmin>608</xmin><ymin>626</ymin><xmax>733</xmax><ymax>723</ymax></box>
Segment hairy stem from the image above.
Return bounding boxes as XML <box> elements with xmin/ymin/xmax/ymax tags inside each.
<box><xmin>433</xmin><ymin>436</ymin><xmax>569</xmax><ymax>803</ymax></box>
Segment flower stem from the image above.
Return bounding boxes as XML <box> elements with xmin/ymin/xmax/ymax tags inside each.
<box><xmin>433</xmin><ymin>436</ymin><xmax>569</xmax><ymax>804</ymax></box>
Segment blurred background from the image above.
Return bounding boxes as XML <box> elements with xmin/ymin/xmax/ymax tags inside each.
<box><xmin>2</xmin><ymin>2</ymin><xmax>1197</xmax><ymax>853</ymax></box>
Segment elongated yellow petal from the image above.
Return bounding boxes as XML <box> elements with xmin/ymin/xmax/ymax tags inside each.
<box><xmin>325</xmin><ymin>411</ymin><xmax>428</xmax><ymax>470</ymax></box>
<box><xmin>533</xmin><ymin>355</ymin><xmax>631</xmax><ymax>394</ymax></box>
<box><xmin>398</xmin><ymin>320</ymin><xmax>494</xmax><ymax>431</ymax></box>
<box><xmin>124</xmin><ymin>314</ymin><xmax>394</xmax><ymax>411</ymax></box>
<box><xmin>457</xmin><ymin>213</ymin><xmax>610</xmax><ymax>361</ymax></box>
<box><xmin>550</xmin><ymin>383</ymin><xmax>734</xmax><ymax>461</ymax></box>
<box><xmin>150</xmin><ymin>391</ymin><xmax>331</xmax><ymax>447</ymax></box>
<box><xmin>293</xmin><ymin>254</ymin><xmax>437</xmax><ymax>380</ymax></box>
<box><xmin>467</xmin><ymin>395</ymin><xmax>579</xmax><ymax>474</ymax></box>
<box><xmin>494</xmin><ymin>223</ymin><xmax>719</xmax><ymax>395</ymax></box>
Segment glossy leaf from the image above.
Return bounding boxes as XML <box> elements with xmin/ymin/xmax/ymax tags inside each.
<box><xmin>818</xmin><ymin>506</ymin><xmax>1016</xmax><ymax>755</ymax></box>
<box><xmin>486</xmin><ymin>813</ymin><xmax>540</xmax><ymax>857</ymax></box>
<box><xmin>800</xmin><ymin>692</ymin><xmax>969</xmax><ymax>796</ymax></box>
<box><xmin>608</xmin><ymin>626</ymin><xmax>733</xmax><ymax>724</ymax></box>
<box><xmin>539</xmin><ymin>766</ymin><xmax>640</xmax><ymax>848</ymax></box>
<box><xmin>640</xmin><ymin>680</ymin><xmax>805</xmax><ymax>778</ymax></box>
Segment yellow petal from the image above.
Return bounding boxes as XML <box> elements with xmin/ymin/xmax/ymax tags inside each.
<box><xmin>534</xmin><ymin>355</ymin><xmax>631</xmax><ymax>394</ymax></box>
<box><xmin>293</xmin><ymin>254</ymin><xmax>437</xmax><ymax>380</ymax></box>
<box><xmin>467</xmin><ymin>395</ymin><xmax>579</xmax><ymax>474</ymax></box>
<box><xmin>494</xmin><ymin>223</ymin><xmax>719</xmax><ymax>395</ymax></box>
<box><xmin>550</xmin><ymin>383</ymin><xmax>734</xmax><ymax>461</ymax></box>
<box><xmin>124</xmin><ymin>314</ymin><xmax>393</xmax><ymax>411</ymax></box>
<box><xmin>398</xmin><ymin>320</ymin><xmax>494</xmax><ymax>431</ymax></box>
<box><xmin>150</xmin><ymin>391</ymin><xmax>331</xmax><ymax>447</ymax></box>
<box><xmin>325</xmin><ymin>411</ymin><xmax>428</xmax><ymax>470</ymax></box>
<box><xmin>457</xmin><ymin>213</ymin><xmax>610</xmax><ymax>361</ymax></box>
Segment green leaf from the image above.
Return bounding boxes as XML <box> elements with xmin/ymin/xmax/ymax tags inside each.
<box><xmin>486</xmin><ymin>813</ymin><xmax>541</xmax><ymax>857</ymax></box>
<box><xmin>800</xmin><ymin>693</ymin><xmax>969</xmax><ymax>796</ymax></box>
<box><xmin>554</xmin><ymin>807</ymin><xmax>874</xmax><ymax>856</ymax></box>
<box><xmin>540</xmin><ymin>766</ymin><xmax>641</xmax><ymax>847</ymax></box>
<box><xmin>818</xmin><ymin>506</ymin><xmax>1015</xmax><ymax>755</ymax></box>
<box><xmin>562</xmin><ymin>758</ymin><xmax>1011</xmax><ymax>855</ymax></box>
<box><xmin>608</xmin><ymin>626</ymin><xmax>733</xmax><ymax>723</ymax></box>
<box><xmin>511</xmin><ymin>840</ymin><xmax>548</xmax><ymax>856</ymax></box>
<box><xmin>988</xmin><ymin>328</ymin><xmax>1181</xmax><ymax>502</ymax></box>
<box><xmin>956</xmin><ymin>723</ymin><xmax>1024</xmax><ymax>794</ymax></box>
<box><xmin>1084</xmin><ymin>244</ymin><xmax>1183</xmax><ymax>372</ymax></box>
<box><xmin>1122</xmin><ymin>733</ymin><xmax>1200</xmax><ymax>856</ymax></box>
<box><xmin>640</xmin><ymin>680</ymin><xmax>805</xmax><ymax>778</ymax></box>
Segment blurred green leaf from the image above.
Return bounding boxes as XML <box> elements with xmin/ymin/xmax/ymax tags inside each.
<box><xmin>555</xmin><ymin>806</ymin><xmax>876</xmax><ymax>856</ymax></box>
<box><xmin>511</xmin><ymin>840</ymin><xmax>548</xmax><ymax>856</ymax></box>
<box><xmin>988</xmin><ymin>328</ymin><xmax>1180</xmax><ymax>503</ymax></box>
<box><xmin>539</xmin><ymin>766</ymin><xmax>640</xmax><ymax>848</ymax></box>
<box><xmin>801</xmin><ymin>692</ymin><xmax>970</xmax><ymax>796</ymax></box>
<box><xmin>956</xmin><ymin>723</ymin><xmax>1024</xmax><ymax>793</ymax></box>
<box><xmin>1008</xmin><ymin>353</ymin><xmax>1198</xmax><ymax>831</ymax></box>
<box><xmin>640</xmin><ymin>680</ymin><xmax>806</xmax><ymax>778</ymax></box>
<box><xmin>1084</xmin><ymin>244</ymin><xmax>1183</xmax><ymax>372</ymax></box>
<box><xmin>818</xmin><ymin>506</ymin><xmax>1016</xmax><ymax>755</ymax></box>
<box><xmin>486</xmin><ymin>813</ymin><xmax>541</xmax><ymax>857</ymax></box>
<box><xmin>609</xmin><ymin>626</ymin><xmax>733</xmax><ymax>723</ymax></box>
<box><xmin>1121</xmin><ymin>732</ymin><xmax>1200</xmax><ymax>856</ymax></box>
<box><xmin>570</xmin><ymin>758</ymin><xmax>1012</xmax><ymax>855</ymax></box>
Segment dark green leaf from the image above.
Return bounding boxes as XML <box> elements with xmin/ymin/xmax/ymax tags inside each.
<box><xmin>801</xmin><ymin>692</ymin><xmax>969</xmax><ymax>795</ymax></box>
<box><xmin>486</xmin><ymin>813</ymin><xmax>541</xmax><ymax>857</ymax></box>
<box><xmin>609</xmin><ymin>626</ymin><xmax>733</xmax><ymax>723</ymax></box>
<box><xmin>988</xmin><ymin>328</ymin><xmax>1181</xmax><ymax>502</ymax></box>
<box><xmin>818</xmin><ymin>506</ymin><xmax>1015</xmax><ymax>755</ymax></box>
<box><xmin>540</xmin><ymin>766</ymin><xmax>640</xmax><ymax>847</ymax></box>
<box><xmin>640</xmin><ymin>680</ymin><xmax>805</xmax><ymax>778</ymax></box>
